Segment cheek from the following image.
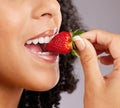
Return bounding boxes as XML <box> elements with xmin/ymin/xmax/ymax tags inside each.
<box><xmin>0</xmin><ymin>8</ymin><xmax>27</xmax><ymax>83</ymax></box>
<box><xmin>0</xmin><ymin>10</ymin><xmax>27</xmax><ymax>38</ymax></box>
<box><xmin>0</xmin><ymin>8</ymin><xmax>28</xmax><ymax>78</ymax></box>
<box><xmin>0</xmin><ymin>6</ymin><xmax>30</xmax><ymax>74</ymax></box>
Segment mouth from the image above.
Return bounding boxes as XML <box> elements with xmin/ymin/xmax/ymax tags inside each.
<box><xmin>24</xmin><ymin>28</ymin><xmax>59</xmax><ymax>62</ymax></box>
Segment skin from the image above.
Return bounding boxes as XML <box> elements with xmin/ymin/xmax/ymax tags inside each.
<box><xmin>0</xmin><ymin>0</ymin><xmax>61</xmax><ymax>108</ymax></box>
<box><xmin>1</xmin><ymin>0</ymin><xmax>120</xmax><ymax>108</ymax></box>
<box><xmin>74</xmin><ymin>30</ymin><xmax>120</xmax><ymax>108</ymax></box>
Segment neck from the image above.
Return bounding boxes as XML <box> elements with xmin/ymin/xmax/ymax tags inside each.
<box><xmin>0</xmin><ymin>84</ymin><xmax>23</xmax><ymax>108</ymax></box>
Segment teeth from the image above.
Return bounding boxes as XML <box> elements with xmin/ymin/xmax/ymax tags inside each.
<box><xmin>26</xmin><ymin>36</ymin><xmax>53</xmax><ymax>45</ymax></box>
<box><xmin>39</xmin><ymin>37</ymin><xmax>44</xmax><ymax>44</ymax></box>
<box><xmin>44</xmin><ymin>36</ymin><xmax>50</xmax><ymax>43</ymax></box>
<box><xmin>26</xmin><ymin>40</ymin><xmax>33</xmax><ymax>45</ymax></box>
<box><xmin>33</xmin><ymin>39</ymin><xmax>39</xmax><ymax>44</ymax></box>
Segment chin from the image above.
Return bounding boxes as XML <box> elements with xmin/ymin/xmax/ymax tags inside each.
<box><xmin>26</xmin><ymin>77</ymin><xmax>59</xmax><ymax>91</ymax></box>
<box><xmin>23</xmin><ymin>69</ymin><xmax>60</xmax><ymax>91</ymax></box>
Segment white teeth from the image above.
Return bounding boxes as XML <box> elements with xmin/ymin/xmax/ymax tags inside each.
<box><xmin>26</xmin><ymin>40</ymin><xmax>33</xmax><ymax>45</ymax></box>
<box><xmin>44</xmin><ymin>36</ymin><xmax>50</xmax><ymax>43</ymax></box>
<box><xmin>33</xmin><ymin>39</ymin><xmax>39</xmax><ymax>44</ymax></box>
<box><xmin>26</xmin><ymin>36</ymin><xmax>53</xmax><ymax>45</ymax></box>
<box><xmin>38</xmin><ymin>37</ymin><xmax>44</xmax><ymax>44</ymax></box>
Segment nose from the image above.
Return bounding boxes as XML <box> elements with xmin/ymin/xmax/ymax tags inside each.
<box><xmin>31</xmin><ymin>0</ymin><xmax>61</xmax><ymax>19</ymax></box>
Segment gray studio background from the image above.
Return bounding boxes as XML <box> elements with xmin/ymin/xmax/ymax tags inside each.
<box><xmin>60</xmin><ymin>0</ymin><xmax>120</xmax><ymax>108</ymax></box>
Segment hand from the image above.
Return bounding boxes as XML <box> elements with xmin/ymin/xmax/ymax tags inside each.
<box><xmin>73</xmin><ymin>30</ymin><xmax>120</xmax><ymax>108</ymax></box>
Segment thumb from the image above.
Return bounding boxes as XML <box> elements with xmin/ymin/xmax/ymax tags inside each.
<box><xmin>73</xmin><ymin>36</ymin><xmax>103</xmax><ymax>83</ymax></box>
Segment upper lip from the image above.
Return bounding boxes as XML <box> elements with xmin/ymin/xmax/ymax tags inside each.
<box><xmin>27</xmin><ymin>28</ymin><xmax>58</xmax><ymax>41</ymax></box>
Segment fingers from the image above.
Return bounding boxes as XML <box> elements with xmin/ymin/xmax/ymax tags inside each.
<box><xmin>80</xmin><ymin>30</ymin><xmax>120</xmax><ymax>59</ymax></box>
<box><xmin>74</xmin><ymin>29</ymin><xmax>120</xmax><ymax>80</ymax></box>
<box><xmin>73</xmin><ymin>36</ymin><xmax>103</xmax><ymax>83</ymax></box>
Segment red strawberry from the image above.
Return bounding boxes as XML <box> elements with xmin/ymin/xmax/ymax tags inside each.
<box><xmin>45</xmin><ymin>30</ymin><xmax>84</xmax><ymax>56</ymax></box>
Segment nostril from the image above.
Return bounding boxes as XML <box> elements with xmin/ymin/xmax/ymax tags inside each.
<box><xmin>41</xmin><ymin>13</ymin><xmax>51</xmax><ymax>16</ymax></box>
<box><xmin>32</xmin><ymin>9</ymin><xmax>52</xmax><ymax>19</ymax></box>
<box><xmin>41</xmin><ymin>13</ymin><xmax>52</xmax><ymax>18</ymax></box>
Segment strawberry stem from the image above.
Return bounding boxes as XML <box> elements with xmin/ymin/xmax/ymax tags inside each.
<box><xmin>69</xmin><ymin>29</ymin><xmax>84</xmax><ymax>56</ymax></box>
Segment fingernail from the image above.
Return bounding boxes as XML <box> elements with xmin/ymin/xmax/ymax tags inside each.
<box><xmin>73</xmin><ymin>35</ymin><xmax>85</xmax><ymax>51</ymax></box>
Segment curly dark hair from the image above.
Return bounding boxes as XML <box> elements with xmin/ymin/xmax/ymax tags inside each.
<box><xmin>18</xmin><ymin>0</ymin><xmax>86</xmax><ymax>108</ymax></box>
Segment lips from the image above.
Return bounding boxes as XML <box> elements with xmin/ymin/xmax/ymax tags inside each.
<box><xmin>24</xmin><ymin>29</ymin><xmax>59</xmax><ymax>62</ymax></box>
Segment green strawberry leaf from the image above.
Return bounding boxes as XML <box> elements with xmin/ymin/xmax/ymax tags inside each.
<box><xmin>73</xmin><ymin>29</ymin><xmax>84</xmax><ymax>36</ymax></box>
<box><xmin>69</xmin><ymin>29</ymin><xmax>74</xmax><ymax>37</ymax></box>
<box><xmin>71</xmin><ymin>49</ymin><xmax>80</xmax><ymax>57</ymax></box>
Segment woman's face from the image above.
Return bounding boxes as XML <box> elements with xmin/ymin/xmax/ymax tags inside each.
<box><xmin>0</xmin><ymin>0</ymin><xmax>62</xmax><ymax>91</ymax></box>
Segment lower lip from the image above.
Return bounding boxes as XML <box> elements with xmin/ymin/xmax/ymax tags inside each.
<box><xmin>26</xmin><ymin>48</ymin><xmax>59</xmax><ymax>63</ymax></box>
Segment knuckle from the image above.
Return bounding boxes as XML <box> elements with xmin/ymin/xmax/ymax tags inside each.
<box><xmin>81</xmin><ymin>53</ymin><xmax>94</xmax><ymax>65</ymax></box>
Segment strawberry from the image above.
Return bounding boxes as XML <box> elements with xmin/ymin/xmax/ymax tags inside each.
<box><xmin>45</xmin><ymin>30</ymin><xmax>84</xmax><ymax>56</ymax></box>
